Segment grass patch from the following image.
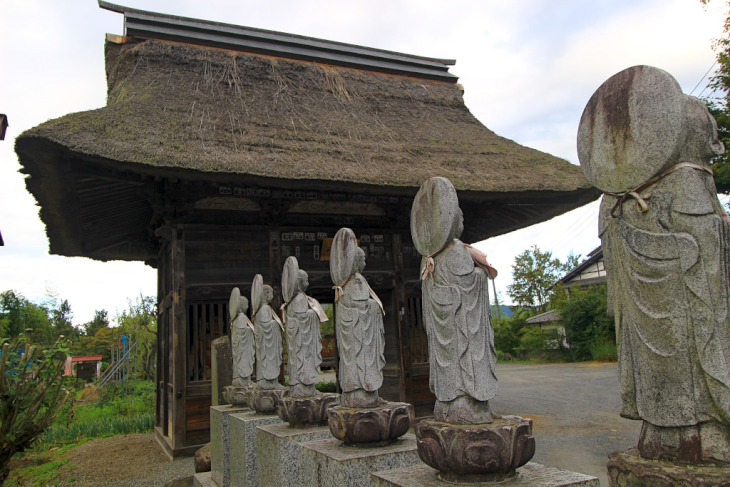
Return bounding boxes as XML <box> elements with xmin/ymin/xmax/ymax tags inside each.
<box><xmin>6</xmin><ymin>447</ymin><xmax>73</xmax><ymax>487</ymax></box>
<box><xmin>34</xmin><ymin>414</ymin><xmax>154</xmax><ymax>450</ymax></box>
<box><xmin>590</xmin><ymin>342</ymin><xmax>618</xmax><ymax>361</ymax></box>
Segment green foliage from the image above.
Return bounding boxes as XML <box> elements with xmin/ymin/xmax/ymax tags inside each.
<box><xmin>72</xmin><ymin>327</ymin><xmax>123</xmax><ymax>362</ymax></box>
<box><xmin>493</xmin><ymin>312</ymin><xmax>529</xmax><ymax>355</ymax></box>
<box><xmin>319</xmin><ymin>303</ymin><xmax>335</xmax><ymax>337</ymax></box>
<box><xmin>702</xmin><ymin>0</ymin><xmax>730</xmax><ymax>193</ymax></box>
<box><xmin>37</xmin><ymin>414</ymin><xmax>154</xmax><ymax>449</ymax></box>
<box><xmin>0</xmin><ymin>291</ymin><xmax>82</xmax><ymax>347</ymax></box>
<box><xmin>507</xmin><ymin>246</ymin><xmax>579</xmax><ymax>311</ymax></box>
<box><xmin>82</xmin><ymin>310</ymin><xmax>109</xmax><ymax>338</ymax></box>
<box><xmin>115</xmin><ymin>295</ymin><xmax>157</xmax><ymax>381</ymax></box>
<box><xmin>0</xmin><ymin>292</ymin><xmax>54</xmax><ymax>346</ymax></box>
<box><xmin>0</xmin><ymin>334</ymin><xmax>70</xmax><ymax>484</ymax></box>
<box><xmin>518</xmin><ymin>326</ymin><xmax>548</xmax><ymax>352</ymax></box>
<box><xmin>590</xmin><ymin>341</ymin><xmax>618</xmax><ymax>362</ymax></box>
<box><xmin>553</xmin><ymin>284</ymin><xmax>614</xmax><ymax>361</ymax></box>
<box><xmin>34</xmin><ymin>380</ymin><xmax>156</xmax><ymax>451</ymax></box>
<box><xmin>315</xmin><ymin>380</ymin><xmax>336</xmax><ymax>393</ymax></box>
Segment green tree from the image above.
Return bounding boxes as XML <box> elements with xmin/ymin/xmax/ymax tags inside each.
<box><xmin>0</xmin><ymin>291</ymin><xmax>54</xmax><ymax>345</ymax></box>
<box><xmin>83</xmin><ymin>309</ymin><xmax>109</xmax><ymax>337</ymax></box>
<box><xmin>507</xmin><ymin>246</ymin><xmax>578</xmax><ymax>311</ymax></box>
<box><xmin>72</xmin><ymin>326</ymin><xmax>123</xmax><ymax>361</ymax></box>
<box><xmin>116</xmin><ymin>295</ymin><xmax>157</xmax><ymax>380</ymax></box>
<box><xmin>49</xmin><ymin>299</ymin><xmax>78</xmax><ymax>342</ymax></box>
<box><xmin>0</xmin><ymin>334</ymin><xmax>70</xmax><ymax>484</ymax></box>
<box><xmin>493</xmin><ymin>310</ymin><xmax>529</xmax><ymax>356</ymax></box>
<box><xmin>702</xmin><ymin>0</ymin><xmax>730</xmax><ymax>193</ymax></box>
<box><xmin>553</xmin><ymin>284</ymin><xmax>614</xmax><ymax>361</ymax></box>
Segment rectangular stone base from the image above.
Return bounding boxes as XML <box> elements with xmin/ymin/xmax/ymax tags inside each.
<box><xmin>210</xmin><ymin>405</ymin><xmax>249</xmax><ymax>487</ymax></box>
<box><xmin>257</xmin><ymin>423</ymin><xmax>333</xmax><ymax>486</ymax></box>
<box><xmin>371</xmin><ymin>463</ymin><xmax>600</xmax><ymax>487</ymax></box>
<box><xmin>193</xmin><ymin>471</ymin><xmax>214</xmax><ymax>487</ymax></box>
<box><xmin>300</xmin><ymin>434</ymin><xmax>421</xmax><ymax>487</ymax></box>
<box><xmin>228</xmin><ymin>411</ymin><xmax>282</xmax><ymax>487</ymax></box>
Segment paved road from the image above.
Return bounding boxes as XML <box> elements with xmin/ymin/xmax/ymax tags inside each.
<box><xmin>490</xmin><ymin>362</ymin><xmax>640</xmax><ymax>486</ymax></box>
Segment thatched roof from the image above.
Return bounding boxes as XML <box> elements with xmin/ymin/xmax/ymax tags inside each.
<box><xmin>23</xmin><ymin>38</ymin><xmax>590</xmax><ymax>193</ymax></box>
<box><xmin>15</xmin><ymin>11</ymin><xmax>597</xmax><ymax>263</ymax></box>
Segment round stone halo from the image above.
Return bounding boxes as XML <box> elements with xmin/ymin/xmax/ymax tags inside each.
<box><xmin>577</xmin><ymin>65</ymin><xmax>686</xmax><ymax>193</ymax></box>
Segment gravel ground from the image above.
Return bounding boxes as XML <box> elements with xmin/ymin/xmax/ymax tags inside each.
<box><xmin>56</xmin><ymin>434</ymin><xmax>194</xmax><ymax>486</ymax></box>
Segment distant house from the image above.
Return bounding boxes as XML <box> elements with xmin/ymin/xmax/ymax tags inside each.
<box><xmin>525</xmin><ymin>247</ymin><xmax>606</xmax><ymax>344</ymax></box>
<box><xmin>64</xmin><ymin>355</ymin><xmax>103</xmax><ymax>379</ymax></box>
<box><xmin>554</xmin><ymin>247</ymin><xmax>605</xmax><ymax>290</ymax></box>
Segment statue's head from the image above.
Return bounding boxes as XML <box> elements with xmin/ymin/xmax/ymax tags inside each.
<box><xmin>263</xmin><ymin>285</ymin><xmax>274</xmax><ymax>304</ymax></box>
<box><xmin>578</xmin><ymin>65</ymin><xmax>725</xmax><ymax>192</ymax></box>
<box><xmin>678</xmin><ymin>95</ymin><xmax>725</xmax><ymax>165</ymax></box>
<box><xmin>410</xmin><ymin>177</ymin><xmax>463</xmax><ymax>257</ymax></box>
<box><xmin>297</xmin><ymin>269</ymin><xmax>309</xmax><ymax>293</ymax></box>
<box><xmin>229</xmin><ymin>287</ymin><xmax>248</xmax><ymax>318</ymax></box>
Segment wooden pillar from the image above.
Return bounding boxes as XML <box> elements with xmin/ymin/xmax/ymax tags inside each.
<box><xmin>392</xmin><ymin>233</ymin><xmax>408</xmax><ymax>403</ymax></box>
<box><xmin>171</xmin><ymin>225</ymin><xmax>187</xmax><ymax>450</ymax></box>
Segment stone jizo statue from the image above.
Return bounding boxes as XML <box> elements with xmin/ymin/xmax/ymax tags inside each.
<box><xmin>281</xmin><ymin>256</ymin><xmax>327</xmax><ymax>397</ymax></box>
<box><xmin>229</xmin><ymin>287</ymin><xmax>255</xmax><ymax>387</ymax></box>
<box><xmin>578</xmin><ymin>65</ymin><xmax>730</xmax><ymax>465</ymax></box>
<box><xmin>410</xmin><ymin>176</ymin><xmax>497</xmax><ymax>425</ymax></box>
<box><xmin>330</xmin><ymin>227</ymin><xmax>386</xmax><ymax>408</ymax></box>
<box><xmin>251</xmin><ymin>274</ymin><xmax>284</xmax><ymax>390</ymax></box>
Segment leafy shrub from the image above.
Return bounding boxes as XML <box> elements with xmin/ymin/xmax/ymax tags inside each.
<box><xmin>553</xmin><ymin>284</ymin><xmax>615</xmax><ymax>361</ymax></box>
<box><xmin>0</xmin><ymin>334</ymin><xmax>70</xmax><ymax>484</ymax></box>
<box><xmin>590</xmin><ymin>341</ymin><xmax>618</xmax><ymax>361</ymax></box>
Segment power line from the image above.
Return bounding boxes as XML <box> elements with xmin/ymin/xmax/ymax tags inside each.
<box><xmin>689</xmin><ymin>60</ymin><xmax>717</xmax><ymax>96</ymax></box>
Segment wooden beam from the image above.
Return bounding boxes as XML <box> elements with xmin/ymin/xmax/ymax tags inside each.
<box><xmin>171</xmin><ymin>226</ymin><xmax>187</xmax><ymax>450</ymax></box>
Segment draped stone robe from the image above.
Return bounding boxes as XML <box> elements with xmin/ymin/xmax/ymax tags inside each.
<box><xmin>335</xmin><ymin>273</ymin><xmax>385</xmax><ymax>394</ymax></box>
<box><xmin>285</xmin><ymin>291</ymin><xmax>323</xmax><ymax>387</ymax></box>
<box><xmin>254</xmin><ymin>304</ymin><xmax>283</xmax><ymax>382</ymax></box>
<box><xmin>421</xmin><ymin>239</ymin><xmax>498</xmax><ymax>403</ymax></box>
<box><xmin>600</xmin><ymin>167</ymin><xmax>730</xmax><ymax>428</ymax></box>
<box><xmin>231</xmin><ymin>312</ymin><xmax>255</xmax><ymax>383</ymax></box>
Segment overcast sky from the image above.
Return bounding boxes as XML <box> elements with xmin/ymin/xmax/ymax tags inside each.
<box><xmin>0</xmin><ymin>0</ymin><xmax>726</xmax><ymax>324</ymax></box>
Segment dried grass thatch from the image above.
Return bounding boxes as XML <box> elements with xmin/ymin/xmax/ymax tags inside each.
<box><xmin>22</xmin><ymin>39</ymin><xmax>589</xmax><ymax>193</ymax></box>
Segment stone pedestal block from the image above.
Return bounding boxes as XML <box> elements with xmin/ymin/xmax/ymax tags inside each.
<box><xmin>278</xmin><ymin>391</ymin><xmax>339</xmax><ymax>426</ymax></box>
<box><xmin>327</xmin><ymin>400</ymin><xmax>412</xmax><ymax>445</ymax></box>
<box><xmin>228</xmin><ymin>411</ymin><xmax>282</xmax><ymax>487</ymax></box>
<box><xmin>211</xmin><ymin>336</ymin><xmax>232</xmax><ymax>407</ymax></box>
<box><xmin>607</xmin><ymin>448</ymin><xmax>730</xmax><ymax>486</ymax></box>
<box><xmin>415</xmin><ymin>415</ymin><xmax>534</xmax><ymax>481</ymax></box>
<box><xmin>300</xmin><ymin>434</ymin><xmax>421</xmax><ymax>487</ymax></box>
<box><xmin>193</xmin><ymin>471</ymin><xmax>214</xmax><ymax>487</ymax></box>
<box><xmin>210</xmin><ymin>405</ymin><xmax>249</xmax><ymax>487</ymax></box>
<box><xmin>250</xmin><ymin>388</ymin><xmax>285</xmax><ymax>414</ymax></box>
<box><xmin>372</xmin><ymin>462</ymin><xmax>600</xmax><ymax>487</ymax></box>
<box><xmin>256</xmin><ymin>423</ymin><xmax>333</xmax><ymax>486</ymax></box>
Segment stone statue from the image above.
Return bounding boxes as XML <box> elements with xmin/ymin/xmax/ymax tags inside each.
<box><xmin>578</xmin><ymin>65</ymin><xmax>730</xmax><ymax>468</ymax></box>
<box><xmin>229</xmin><ymin>287</ymin><xmax>255</xmax><ymax>387</ymax></box>
<box><xmin>330</xmin><ymin>227</ymin><xmax>386</xmax><ymax>408</ymax></box>
<box><xmin>410</xmin><ymin>176</ymin><xmax>497</xmax><ymax>425</ymax></box>
<box><xmin>281</xmin><ymin>256</ymin><xmax>327</xmax><ymax>397</ymax></box>
<box><xmin>251</xmin><ymin>274</ymin><xmax>284</xmax><ymax>389</ymax></box>
<box><xmin>411</xmin><ymin>177</ymin><xmax>533</xmax><ymax>480</ymax></box>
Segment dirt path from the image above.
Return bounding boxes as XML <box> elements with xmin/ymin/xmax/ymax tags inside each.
<box><xmin>13</xmin><ymin>434</ymin><xmax>195</xmax><ymax>486</ymax></box>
